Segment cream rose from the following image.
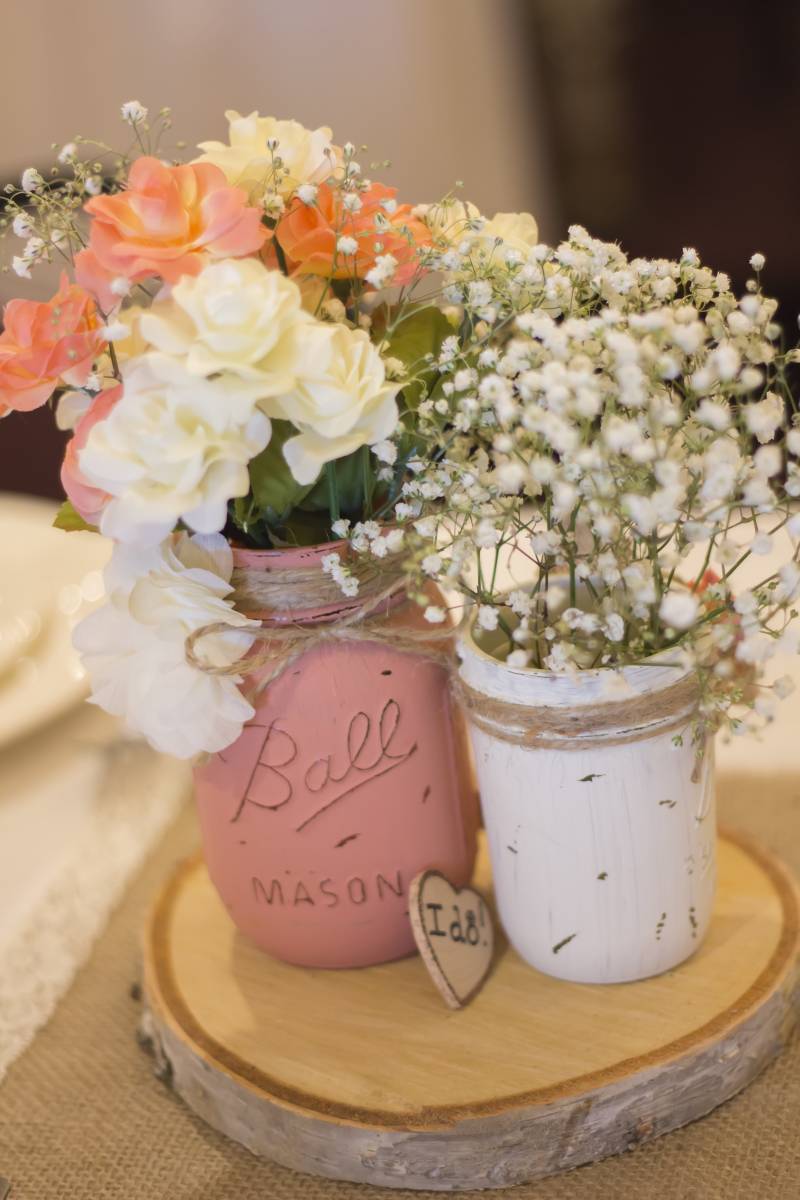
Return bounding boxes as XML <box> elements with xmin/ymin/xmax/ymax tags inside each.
<box><xmin>139</xmin><ymin>257</ymin><xmax>306</xmax><ymax>394</ymax></box>
<box><xmin>263</xmin><ymin>324</ymin><xmax>400</xmax><ymax>485</ymax></box>
<box><xmin>195</xmin><ymin>112</ymin><xmax>337</xmax><ymax>199</ymax></box>
<box><xmin>73</xmin><ymin>533</ymin><xmax>256</xmax><ymax>758</ymax></box>
<box><xmin>479</xmin><ymin>211</ymin><xmax>540</xmax><ymax>257</ymax></box>
<box><xmin>414</xmin><ymin>198</ymin><xmax>482</xmax><ymax>244</ymax></box>
<box><xmin>79</xmin><ymin>354</ymin><xmax>271</xmax><ymax>545</ymax></box>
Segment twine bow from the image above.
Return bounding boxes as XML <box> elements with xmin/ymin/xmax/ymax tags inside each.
<box><xmin>185</xmin><ymin>569</ymin><xmax>457</xmax><ymax>700</ymax></box>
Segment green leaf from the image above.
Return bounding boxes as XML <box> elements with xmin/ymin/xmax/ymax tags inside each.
<box><xmin>248</xmin><ymin>420</ymin><xmax>318</xmax><ymax>522</ymax></box>
<box><xmin>53</xmin><ymin>500</ymin><xmax>96</xmax><ymax>533</ymax></box>
<box><xmin>299</xmin><ymin>449</ymin><xmax>365</xmax><ymax>516</ymax></box>
<box><xmin>384</xmin><ymin>305</ymin><xmax>453</xmax><ymax>409</ymax></box>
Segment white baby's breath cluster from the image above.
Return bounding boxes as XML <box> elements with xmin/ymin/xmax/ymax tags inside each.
<box><xmin>390</xmin><ymin>226</ymin><xmax>800</xmax><ymax>736</ymax></box>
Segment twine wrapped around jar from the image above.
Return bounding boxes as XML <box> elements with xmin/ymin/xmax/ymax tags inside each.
<box><xmin>452</xmin><ymin>671</ymin><xmax>700</xmax><ymax>752</ymax></box>
<box><xmin>185</xmin><ymin>554</ymin><xmax>456</xmax><ymax>698</ymax></box>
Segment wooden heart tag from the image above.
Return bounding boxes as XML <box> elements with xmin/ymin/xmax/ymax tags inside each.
<box><xmin>409</xmin><ymin>870</ymin><xmax>495</xmax><ymax>1009</ymax></box>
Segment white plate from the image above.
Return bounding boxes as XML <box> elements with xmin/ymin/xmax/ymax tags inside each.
<box><xmin>0</xmin><ymin>494</ymin><xmax>110</xmax><ymax>750</ymax></box>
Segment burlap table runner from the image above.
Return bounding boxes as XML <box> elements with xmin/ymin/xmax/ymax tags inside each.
<box><xmin>0</xmin><ymin>770</ymin><xmax>798</xmax><ymax>1200</ymax></box>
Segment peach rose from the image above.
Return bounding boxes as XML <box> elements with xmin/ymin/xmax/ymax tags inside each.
<box><xmin>275</xmin><ymin>182</ymin><xmax>431</xmax><ymax>285</ymax></box>
<box><xmin>61</xmin><ymin>384</ymin><xmax>122</xmax><ymax>525</ymax></box>
<box><xmin>75</xmin><ymin>156</ymin><xmax>268</xmax><ymax>309</ymax></box>
<box><xmin>0</xmin><ymin>273</ymin><xmax>102</xmax><ymax>416</ymax></box>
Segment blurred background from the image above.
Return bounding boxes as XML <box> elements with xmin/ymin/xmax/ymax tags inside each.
<box><xmin>4</xmin><ymin>0</ymin><xmax>800</xmax><ymax>498</ymax></box>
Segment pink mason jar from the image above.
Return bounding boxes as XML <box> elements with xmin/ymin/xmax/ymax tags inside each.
<box><xmin>194</xmin><ymin>541</ymin><xmax>478</xmax><ymax>968</ymax></box>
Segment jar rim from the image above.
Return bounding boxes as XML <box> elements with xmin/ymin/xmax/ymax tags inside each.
<box><xmin>458</xmin><ymin>610</ymin><xmax>693</xmax><ymax>709</ymax></box>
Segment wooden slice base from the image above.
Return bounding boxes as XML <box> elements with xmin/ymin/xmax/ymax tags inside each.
<box><xmin>141</xmin><ymin>830</ymin><xmax>800</xmax><ymax>1191</ymax></box>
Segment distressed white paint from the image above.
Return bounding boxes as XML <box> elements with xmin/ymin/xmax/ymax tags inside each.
<box><xmin>458</xmin><ymin>632</ymin><xmax>716</xmax><ymax>984</ymax></box>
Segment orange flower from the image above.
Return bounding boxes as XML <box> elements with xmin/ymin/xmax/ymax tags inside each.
<box><xmin>75</xmin><ymin>156</ymin><xmax>268</xmax><ymax>309</ymax></box>
<box><xmin>692</xmin><ymin>569</ymin><xmax>722</xmax><ymax>595</ymax></box>
<box><xmin>275</xmin><ymin>181</ymin><xmax>431</xmax><ymax>285</ymax></box>
<box><xmin>61</xmin><ymin>385</ymin><xmax>122</xmax><ymax>525</ymax></box>
<box><xmin>0</xmin><ymin>274</ymin><xmax>102</xmax><ymax>416</ymax></box>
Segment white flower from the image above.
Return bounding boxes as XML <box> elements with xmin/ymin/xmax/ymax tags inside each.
<box><xmin>264</xmin><ymin>323</ymin><xmax>399</xmax><ymax>486</ymax></box>
<box><xmin>774</xmin><ymin>675</ymin><xmax>796</xmax><ymax>700</ymax></box>
<box><xmin>507</xmin><ymin>589</ymin><xmax>533</xmax><ymax>617</ymax></box>
<box><xmin>73</xmin><ymin>533</ymin><xmax>256</xmax><ymax>758</ymax></box>
<box><xmin>331</xmin><ymin>518</ymin><xmax>350</xmax><ymax>538</ymax></box>
<box><xmin>744</xmin><ymin>392</ymin><xmax>784</xmax><ymax>443</ymax></box>
<box><xmin>424</xmin><ymin>605</ymin><xmax>447</xmax><ymax>624</ymax></box>
<box><xmin>750</xmin><ymin>532</ymin><xmax>773</xmax><ymax>555</ymax></box>
<box><xmin>371</xmin><ymin>439</ymin><xmax>398</xmax><ymax>465</ymax></box>
<box><xmin>101</xmin><ymin>321</ymin><xmax>130</xmax><ymax>342</ymax></box>
<box><xmin>733</xmin><ymin>590</ymin><xmax>757</xmax><ymax>615</ymax></box>
<box><xmin>753</xmin><ymin>444</ymin><xmax>782</xmax><ymax>477</ymax></box>
<box><xmin>11</xmin><ymin>256</ymin><xmax>31</xmax><ymax>279</ymax></box>
<box><xmin>196</xmin><ymin>112</ymin><xmax>336</xmax><ymax>198</ymax></box>
<box><xmin>659</xmin><ymin>591</ymin><xmax>699</xmax><ymax>631</ymax></box>
<box><xmin>12</xmin><ymin>212</ymin><xmax>33</xmax><ymax>238</ymax></box>
<box><xmin>79</xmin><ymin>354</ymin><xmax>271</xmax><ymax>545</ymax></box>
<box><xmin>777</xmin><ymin>563</ymin><xmax>800</xmax><ymax>602</ymax></box>
<box><xmin>296</xmin><ymin>183</ymin><xmax>318</xmax><ymax>205</ymax></box>
<box><xmin>696</xmin><ymin>400</ymin><xmax>731</xmax><ymax>431</ymax></box>
<box><xmin>530</xmin><ymin>528</ymin><xmax>560</xmax><ymax>556</ymax></box>
<box><xmin>139</xmin><ymin>257</ymin><xmax>306</xmax><ymax>394</ymax></box>
<box><xmin>749</xmin><ymin>252</ymin><xmax>766</xmax><ymax>271</ymax></box>
<box><xmin>336</xmin><ymin>235</ymin><xmax>358</xmax><ymax>257</ymax></box>
<box><xmin>365</xmin><ymin>253</ymin><xmax>398</xmax><ymax>289</ymax></box>
<box><xmin>623</xmin><ymin>493</ymin><xmax>658</xmax><ymax>535</ymax></box>
<box><xmin>603</xmin><ymin>613</ymin><xmax>625</xmax><ymax>642</ymax></box>
<box><xmin>121</xmin><ymin>100</ymin><xmax>148</xmax><ymax>124</ymax></box>
<box><xmin>735</xmin><ymin>634</ymin><xmax>773</xmax><ymax>665</ymax></box>
<box><xmin>503</xmin><ymin>649</ymin><xmax>528</xmax><ymax>668</ymax></box>
<box><xmin>474</xmin><ymin>518</ymin><xmax>501</xmax><ymax>549</ymax></box>
<box><xmin>421</xmin><ymin>553</ymin><xmax>442</xmax><ymax>576</ymax></box>
<box><xmin>21</xmin><ymin>168</ymin><xmax>43</xmax><ymax>194</ymax></box>
<box><xmin>477</xmin><ymin>605</ymin><xmax>499</xmax><ymax>632</ymax></box>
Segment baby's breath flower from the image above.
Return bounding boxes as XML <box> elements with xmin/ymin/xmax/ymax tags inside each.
<box><xmin>21</xmin><ymin>168</ymin><xmax>43</xmax><ymax>194</ymax></box>
<box><xmin>121</xmin><ymin>100</ymin><xmax>148</xmax><ymax>124</ymax></box>
<box><xmin>371</xmin><ymin>439</ymin><xmax>397</xmax><ymax>465</ymax></box>
<box><xmin>477</xmin><ymin>605</ymin><xmax>499</xmax><ymax>632</ymax></box>
<box><xmin>424</xmin><ymin>605</ymin><xmax>446</xmax><ymax>624</ymax></box>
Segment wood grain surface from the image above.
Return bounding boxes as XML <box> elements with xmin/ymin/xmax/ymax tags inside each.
<box><xmin>141</xmin><ymin>829</ymin><xmax>800</xmax><ymax>1190</ymax></box>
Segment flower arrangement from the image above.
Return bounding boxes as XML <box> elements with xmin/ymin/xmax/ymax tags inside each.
<box><xmin>0</xmin><ymin>102</ymin><xmax>533</xmax><ymax>756</ymax></box>
<box><xmin>3</xmin><ymin>104</ymin><xmax>798</xmax><ymax>757</ymax></box>
<box><xmin>377</xmin><ymin>227</ymin><xmax>800</xmax><ymax>738</ymax></box>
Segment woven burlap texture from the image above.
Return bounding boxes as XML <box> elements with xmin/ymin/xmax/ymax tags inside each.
<box><xmin>0</xmin><ymin>770</ymin><xmax>798</xmax><ymax>1200</ymax></box>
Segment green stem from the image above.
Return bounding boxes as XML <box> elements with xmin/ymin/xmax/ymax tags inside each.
<box><xmin>361</xmin><ymin>445</ymin><xmax>375</xmax><ymax>518</ymax></box>
<box><xmin>326</xmin><ymin>462</ymin><xmax>340</xmax><ymax>527</ymax></box>
<box><xmin>273</xmin><ymin>235</ymin><xmax>289</xmax><ymax>277</ymax></box>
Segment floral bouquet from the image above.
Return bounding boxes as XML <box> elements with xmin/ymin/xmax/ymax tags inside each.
<box><xmin>387</xmin><ymin>227</ymin><xmax>800</xmax><ymax>739</ymax></box>
<box><xmin>0</xmin><ymin>102</ymin><xmax>536</xmax><ymax>758</ymax></box>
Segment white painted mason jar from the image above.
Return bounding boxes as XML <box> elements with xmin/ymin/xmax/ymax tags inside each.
<box><xmin>457</xmin><ymin>625</ymin><xmax>716</xmax><ymax>984</ymax></box>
